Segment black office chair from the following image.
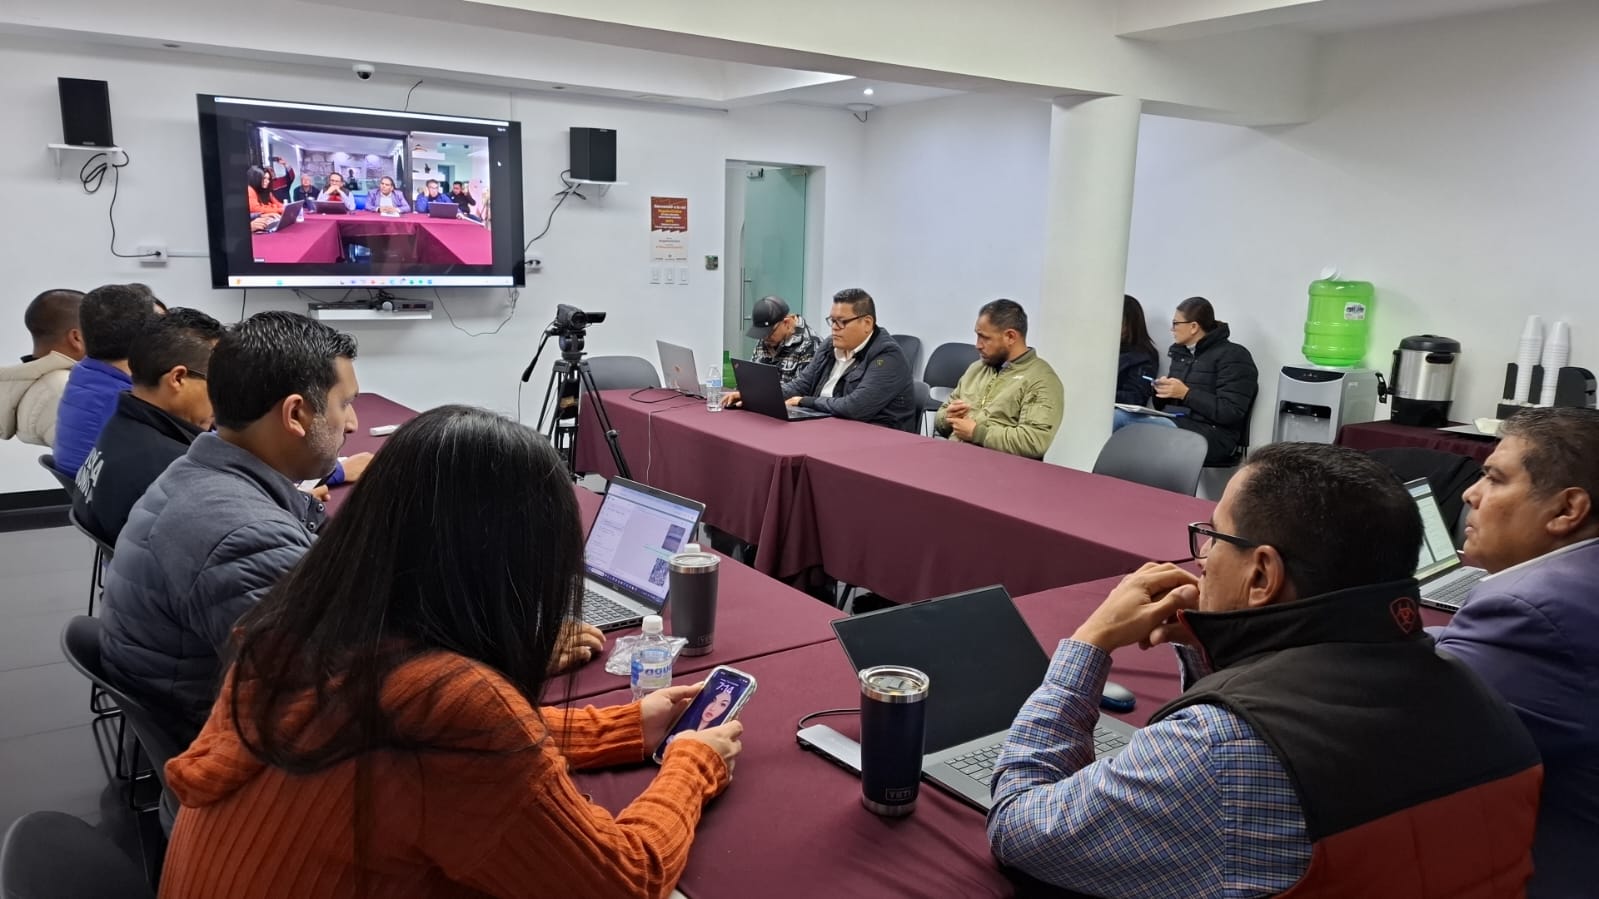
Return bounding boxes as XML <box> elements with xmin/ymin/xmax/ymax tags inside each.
<box><xmin>41</xmin><ymin>454</ymin><xmax>118</xmax><ymax>717</ymax></box>
<box><xmin>921</xmin><ymin>343</ymin><xmax>979</xmax><ymax>410</ymax></box>
<box><xmin>60</xmin><ymin>617</ymin><xmax>186</xmax><ymax>815</ymax></box>
<box><xmin>894</xmin><ymin>334</ymin><xmax>924</xmax><ymax>381</ymax></box>
<box><xmin>1367</xmin><ymin>447</ymin><xmax>1481</xmax><ymax>549</ymax></box>
<box><xmin>1093</xmin><ymin>425</ymin><xmax>1211</xmax><ymax>496</ymax></box>
<box><xmin>1196</xmin><ymin>398</ymin><xmax>1257</xmax><ymax>501</ymax></box>
<box><xmin>582</xmin><ymin>355</ymin><xmax>662</xmax><ymax>391</ymax></box>
<box><xmin>0</xmin><ymin>811</ymin><xmax>155</xmax><ymax>899</ymax></box>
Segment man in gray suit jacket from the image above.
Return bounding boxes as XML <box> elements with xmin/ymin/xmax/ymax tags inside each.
<box><xmin>1434</xmin><ymin>407</ymin><xmax>1599</xmax><ymax>899</ymax></box>
<box><xmin>98</xmin><ymin>312</ymin><xmax>361</xmax><ymax>746</ymax></box>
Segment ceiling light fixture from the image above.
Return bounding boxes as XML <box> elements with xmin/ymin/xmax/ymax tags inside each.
<box><xmin>862</xmin><ymin>87</ymin><xmax>875</xmax><ymax>96</ymax></box>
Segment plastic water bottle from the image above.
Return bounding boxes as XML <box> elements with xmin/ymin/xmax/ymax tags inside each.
<box><xmin>1302</xmin><ymin>267</ymin><xmax>1375</xmax><ymax>368</ymax></box>
<box><xmin>703</xmin><ymin>365</ymin><xmax>724</xmax><ymax>413</ymax></box>
<box><xmin>630</xmin><ymin>615</ymin><xmax>674</xmax><ymax>701</ymax></box>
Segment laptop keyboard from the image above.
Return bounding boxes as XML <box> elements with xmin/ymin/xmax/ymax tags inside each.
<box><xmin>583</xmin><ymin>589</ymin><xmax>637</xmax><ymax>626</ymax></box>
<box><xmin>948</xmin><ymin>726</ymin><xmax>1133</xmax><ymax>786</ymax></box>
<box><xmin>1423</xmin><ymin>573</ymin><xmax>1482</xmax><ymax>609</ymax></box>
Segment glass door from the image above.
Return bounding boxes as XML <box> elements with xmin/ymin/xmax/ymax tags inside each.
<box><xmin>738</xmin><ymin>166</ymin><xmax>808</xmax><ymax>358</ymax></box>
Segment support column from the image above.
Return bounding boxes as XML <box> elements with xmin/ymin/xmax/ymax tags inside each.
<box><xmin>1034</xmin><ymin>94</ymin><xmax>1143</xmax><ymax>471</ymax></box>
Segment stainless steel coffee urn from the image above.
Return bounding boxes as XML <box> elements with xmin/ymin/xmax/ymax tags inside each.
<box><xmin>1390</xmin><ymin>335</ymin><xmax>1460</xmax><ymax>427</ymax></box>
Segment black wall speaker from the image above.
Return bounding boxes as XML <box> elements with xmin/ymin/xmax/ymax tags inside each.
<box><xmin>58</xmin><ymin>78</ymin><xmax>114</xmax><ymax>148</ymax></box>
<box><xmin>569</xmin><ymin>127</ymin><xmax>616</xmax><ymax>182</ymax></box>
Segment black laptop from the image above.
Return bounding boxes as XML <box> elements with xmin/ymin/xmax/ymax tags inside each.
<box><xmin>730</xmin><ymin>359</ymin><xmax>830</xmax><ymax>421</ymax></box>
<box><xmin>831</xmin><ymin>586</ymin><xmax>1138</xmax><ymax>811</ymax></box>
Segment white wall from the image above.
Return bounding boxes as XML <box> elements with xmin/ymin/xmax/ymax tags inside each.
<box><xmin>857</xmin><ymin>93</ymin><xmax>1052</xmax><ymax>354</ymax></box>
<box><xmin>1128</xmin><ymin>0</ymin><xmax>1599</xmax><ymax>444</ymax></box>
<box><xmin>0</xmin><ymin>36</ymin><xmax>867</xmax><ymax>493</ymax></box>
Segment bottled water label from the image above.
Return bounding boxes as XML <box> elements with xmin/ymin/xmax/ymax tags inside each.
<box><xmin>631</xmin><ymin>647</ymin><xmax>674</xmax><ymax>698</ymax></box>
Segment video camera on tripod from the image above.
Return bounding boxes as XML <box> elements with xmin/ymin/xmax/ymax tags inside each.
<box><xmin>520</xmin><ymin>304</ymin><xmax>632</xmax><ymax>480</ymax></box>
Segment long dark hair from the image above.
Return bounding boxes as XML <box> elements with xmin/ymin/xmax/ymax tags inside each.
<box><xmin>247</xmin><ymin>165</ymin><xmax>274</xmax><ymax>205</ymax></box>
<box><xmin>1121</xmin><ymin>295</ymin><xmax>1159</xmax><ymax>362</ymax></box>
<box><xmin>228</xmin><ymin>405</ymin><xmax>583</xmax><ymax>773</ymax></box>
<box><xmin>1176</xmin><ymin>296</ymin><xmax>1218</xmax><ymax>332</ymax></box>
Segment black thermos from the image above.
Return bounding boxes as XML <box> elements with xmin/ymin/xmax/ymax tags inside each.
<box><xmin>667</xmin><ymin>545</ymin><xmax>719</xmax><ymax>656</ymax></box>
<box><xmin>858</xmin><ymin>665</ymin><xmax>929</xmax><ymax>816</ymax></box>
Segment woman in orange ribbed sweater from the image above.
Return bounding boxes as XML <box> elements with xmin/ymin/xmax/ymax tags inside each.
<box><xmin>246</xmin><ymin>165</ymin><xmax>284</xmax><ymax>217</ymax></box>
<box><xmin>160</xmin><ymin>405</ymin><xmax>743</xmax><ymax>899</ymax></box>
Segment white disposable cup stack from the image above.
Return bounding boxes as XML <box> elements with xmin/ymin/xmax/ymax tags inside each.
<box><xmin>1539</xmin><ymin>321</ymin><xmax>1570</xmax><ymax>406</ymax></box>
<box><xmin>1513</xmin><ymin>315</ymin><xmax>1544</xmax><ymax>404</ymax></box>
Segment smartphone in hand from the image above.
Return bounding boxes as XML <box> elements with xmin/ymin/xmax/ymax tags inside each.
<box><xmin>651</xmin><ymin>665</ymin><xmax>757</xmax><ymax>764</ymax></box>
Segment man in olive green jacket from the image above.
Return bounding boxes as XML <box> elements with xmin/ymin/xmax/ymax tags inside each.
<box><xmin>934</xmin><ymin>299</ymin><xmax>1064</xmax><ymax>460</ymax></box>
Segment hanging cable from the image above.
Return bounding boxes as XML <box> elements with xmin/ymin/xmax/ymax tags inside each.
<box><xmin>81</xmin><ymin>150</ymin><xmax>159</xmax><ymax>260</ymax></box>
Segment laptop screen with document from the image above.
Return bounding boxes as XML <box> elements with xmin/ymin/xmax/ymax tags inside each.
<box><xmin>1406</xmin><ymin>478</ymin><xmax>1463</xmax><ymax>581</ymax></box>
<box><xmin>584</xmin><ymin>480</ymin><xmax>702</xmax><ymax>605</ymax></box>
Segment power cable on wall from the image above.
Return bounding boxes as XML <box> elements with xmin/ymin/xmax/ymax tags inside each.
<box><xmin>81</xmin><ymin>150</ymin><xmax>160</xmax><ymax>260</ymax></box>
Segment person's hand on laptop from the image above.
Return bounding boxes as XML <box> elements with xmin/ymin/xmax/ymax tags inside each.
<box><xmin>1072</xmin><ymin>563</ymin><xmax>1200</xmax><ymax>653</ymax></box>
<box><xmin>719</xmin><ymin>391</ymin><xmax>742</xmax><ymax>409</ymax></box>
<box><xmin>547</xmin><ymin>620</ymin><xmax>606</xmax><ymax>674</ymax></box>
<box><xmin>785</xmin><ymin>396</ymin><xmax>803</xmax><ymax>407</ymax></box>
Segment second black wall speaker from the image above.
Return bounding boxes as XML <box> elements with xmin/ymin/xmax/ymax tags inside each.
<box><xmin>569</xmin><ymin>127</ymin><xmax>616</xmax><ymax>182</ymax></box>
<box><xmin>59</xmin><ymin>78</ymin><xmax>115</xmax><ymax>148</ymax></box>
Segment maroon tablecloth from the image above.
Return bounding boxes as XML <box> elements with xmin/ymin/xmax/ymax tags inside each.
<box><xmin>251</xmin><ymin>213</ymin><xmax>491</xmax><ymax>264</ymax></box>
<box><xmin>794</xmin><ymin>440</ymin><xmax>1216</xmax><ymax>602</ymax></box>
<box><xmin>557</xmin><ymin>488</ymin><xmax>841</xmax><ymax>702</ymax></box>
<box><xmin>570</xmin><ymin>640</ymin><xmax>1017</xmax><ymax>899</ymax></box>
<box><xmin>324</xmin><ymin>393</ymin><xmax>417</xmax><ymax>516</ymax></box>
<box><xmin>1336</xmin><ymin>420</ymin><xmax>1496</xmax><ymax>462</ymax></box>
<box><xmin>574</xmin><ymin>390</ymin><xmax>923</xmax><ymax>577</ymax></box>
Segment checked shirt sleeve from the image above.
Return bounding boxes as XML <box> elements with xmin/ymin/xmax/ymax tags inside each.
<box><xmin>986</xmin><ymin>639</ymin><xmax>1311</xmax><ymax>899</ymax></box>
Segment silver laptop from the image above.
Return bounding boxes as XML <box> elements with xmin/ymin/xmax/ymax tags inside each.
<box><xmin>832</xmin><ymin>586</ymin><xmax>1138</xmax><ymax>812</ymax></box>
<box><xmin>581</xmin><ymin>478</ymin><xmax>706</xmax><ymax>631</ymax></box>
<box><xmin>1406</xmin><ymin>478</ymin><xmax>1488</xmax><ymax>611</ymax></box>
<box><xmin>265</xmin><ymin>201</ymin><xmax>302</xmax><ymax>233</ymax></box>
<box><xmin>656</xmin><ymin>340</ymin><xmax>703</xmax><ymax>398</ymax></box>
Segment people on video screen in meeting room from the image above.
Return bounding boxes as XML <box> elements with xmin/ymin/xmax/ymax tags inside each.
<box><xmin>246</xmin><ymin>165</ymin><xmax>285</xmax><ymax>220</ymax></box>
<box><xmin>745</xmin><ymin>295</ymin><xmax>817</xmax><ymax>384</ymax></box>
<box><xmin>317</xmin><ymin>172</ymin><xmax>356</xmax><ymax>211</ymax></box>
<box><xmin>1430</xmin><ymin>407</ymin><xmax>1599</xmax><ymax>899</ymax></box>
<box><xmin>414</xmin><ymin>178</ymin><xmax>449</xmax><ymax>213</ymax></box>
<box><xmin>264</xmin><ymin>156</ymin><xmax>295</xmax><ymax>201</ymax></box>
<box><xmin>450</xmin><ymin>180</ymin><xmax>477</xmax><ymax>213</ymax></box>
<box><xmin>367</xmin><ymin>176</ymin><xmax>410</xmax><ymax>214</ymax></box>
<box><xmin>987</xmin><ymin>443</ymin><xmax>1543</xmax><ymax>899</ymax></box>
<box><xmin>721</xmin><ymin>288</ymin><xmax>918</xmax><ymax>431</ymax></box>
<box><xmin>157</xmin><ymin>405</ymin><xmax>742</xmax><ymax>899</ymax></box>
<box><xmin>293</xmin><ymin>173</ymin><xmax>319</xmax><ymax>205</ymax></box>
<box><xmin>933</xmin><ymin>299</ymin><xmax>1063</xmax><ymax>460</ymax></box>
<box><xmin>1150</xmin><ymin>296</ymin><xmax>1258</xmax><ymax>465</ymax></box>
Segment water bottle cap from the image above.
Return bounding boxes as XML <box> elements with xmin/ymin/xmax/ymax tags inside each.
<box><xmin>683</xmin><ymin>543</ymin><xmax>701</xmax><ymax>554</ymax></box>
<box><xmin>642</xmin><ymin>615</ymin><xmax>663</xmax><ymax>634</ymax></box>
<box><xmin>1319</xmin><ymin>265</ymin><xmax>1339</xmax><ymax>281</ymax></box>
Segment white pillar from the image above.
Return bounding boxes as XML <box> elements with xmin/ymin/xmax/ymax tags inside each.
<box><xmin>1034</xmin><ymin>94</ymin><xmax>1142</xmax><ymax>471</ymax></box>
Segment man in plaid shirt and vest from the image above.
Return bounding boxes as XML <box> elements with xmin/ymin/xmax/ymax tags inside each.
<box><xmin>747</xmin><ymin>296</ymin><xmax>816</xmax><ymax>384</ymax></box>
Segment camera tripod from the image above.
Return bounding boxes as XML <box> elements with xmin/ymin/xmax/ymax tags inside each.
<box><xmin>524</xmin><ymin>325</ymin><xmax>632</xmax><ymax>480</ymax></box>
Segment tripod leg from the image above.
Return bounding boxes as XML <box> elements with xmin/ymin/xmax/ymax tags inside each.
<box><xmin>576</xmin><ymin>364</ymin><xmax>633</xmax><ymax>480</ymax></box>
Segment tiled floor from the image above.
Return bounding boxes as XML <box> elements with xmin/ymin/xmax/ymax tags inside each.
<box><xmin>0</xmin><ymin>524</ymin><xmax>163</xmax><ymax>881</ymax></box>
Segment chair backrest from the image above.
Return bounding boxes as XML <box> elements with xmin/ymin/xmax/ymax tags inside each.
<box><xmin>894</xmin><ymin>334</ymin><xmax>923</xmax><ymax>380</ymax></box>
<box><xmin>1093</xmin><ymin>424</ymin><xmax>1211</xmax><ymax>496</ymax></box>
<box><xmin>582</xmin><ymin>355</ymin><xmax>662</xmax><ymax>391</ymax></box>
<box><xmin>67</xmin><ymin>507</ymin><xmax>115</xmax><ymax>558</ymax></box>
<box><xmin>59</xmin><ymin>617</ymin><xmax>186</xmax><ymax>789</ymax></box>
<box><xmin>1367</xmin><ymin>447</ymin><xmax>1482</xmax><ymax>544</ymax></box>
<box><xmin>37</xmin><ymin>454</ymin><xmax>79</xmax><ymax>498</ymax></box>
<box><xmin>924</xmin><ymin>343</ymin><xmax>980</xmax><ymax>389</ymax></box>
<box><xmin>0</xmin><ymin>811</ymin><xmax>155</xmax><ymax>899</ymax></box>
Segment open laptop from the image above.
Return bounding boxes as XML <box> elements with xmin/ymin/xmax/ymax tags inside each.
<box><xmin>831</xmin><ymin>586</ymin><xmax>1138</xmax><ymax>812</ymax></box>
<box><xmin>730</xmin><ymin>359</ymin><xmax>831</xmax><ymax>421</ymax></box>
<box><xmin>314</xmin><ymin>200</ymin><xmax>351</xmax><ymax>215</ymax></box>
<box><xmin>656</xmin><ymin>340</ymin><xmax>703</xmax><ymax>397</ymax></box>
<box><xmin>426</xmin><ymin>201</ymin><xmax>460</xmax><ymax>219</ymax></box>
<box><xmin>1406</xmin><ymin>478</ymin><xmax>1488</xmax><ymax>611</ymax></box>
<box><xmin>581</xmin><ymin>478</ymin><xmax>706</xmax><ymax>631</ymax></box>
<box><xmin>264</xmin><ymin>201</ymin><xmax>302</xmax><ymax>233</ymax></box>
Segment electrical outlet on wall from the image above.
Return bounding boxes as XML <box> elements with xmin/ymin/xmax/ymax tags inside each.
<box><xmin>136</xmin><ymin>245</ymin><xmax>168</xmax><ymax>266</ymax></box>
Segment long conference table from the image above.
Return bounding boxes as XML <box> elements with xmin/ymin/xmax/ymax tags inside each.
<box><xmin>575</xmin><ymin>389</ymin><xmax>1214</xmax><ymax>601</ymax></box>
<box><xmin>250</xmin><ymin>211</ymin><xmax>492</xmax><ymax>265</ymax></box>
<box><xmin>333</xmin><ymin>394</ymin><xmax>1455</xmax><ymax>897</ymax></box>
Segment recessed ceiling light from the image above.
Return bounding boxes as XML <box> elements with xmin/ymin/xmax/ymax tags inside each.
<box><xmin>862</xmin><ymin>87</ymin><xmax>875</xmax><ymax>96</ymax></box>
<box><xmin>551</xmin><ymin>85</ymin><xmax>566</xmax><ymax>90</ymax></box>
<box><xmin>162</xmin><ymin>42</ymin><xmax>181</xmax><ymax>49</ymax></box>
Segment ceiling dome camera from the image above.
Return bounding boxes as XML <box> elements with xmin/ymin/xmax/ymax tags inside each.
<box><xmin>353</xmin><ymin>63</ymin><xmax>375</xmax><ymax>80</ymax></box>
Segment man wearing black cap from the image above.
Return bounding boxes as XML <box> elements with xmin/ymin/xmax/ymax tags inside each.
<box><xmin>747</xmin><ymin>295</ymin><xmax>817</xmax><ymax>384</ymax></box>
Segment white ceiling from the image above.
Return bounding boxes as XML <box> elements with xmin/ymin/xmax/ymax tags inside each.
<box><xmin>264</xmin><ymin>128</ymin><xmax>404</xmax><ymax>157</ymax></box>
<box><xmin>1285</xmin><ymin>0</ymin><xmax>1561</xmax><ymax>34</ymax></box>
<box><xmin>771</xmin><ymin>78</ymin><xmax>964</xmax><ymax>110</ymax></box>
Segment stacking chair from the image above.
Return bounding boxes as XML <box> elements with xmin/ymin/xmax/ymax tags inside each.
<box><xmin>1093</xmin><ymin>425</ymin><xmax>1211</xmax><ymax>496</ymax></box>
<box><xmin>0</xmin><ymin>811</ymin><xmax>155</xmax><ymax>899</ymax></box>
<box><xmin>894</xmin><ymin>333</ymin><xmax>924</xmax><ymax>381</ymax></box>
<box><xmin>916</xmin><ymin>342</ymin><xmax>979</xmax><ymax>434</ymax></box>
<box><xmin>582</xmin><ymin>355</ymin><xmax>662</xmax><ymax>391</ymax></box>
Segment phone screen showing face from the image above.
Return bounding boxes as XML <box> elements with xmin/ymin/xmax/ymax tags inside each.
<box><xmin>651</xmin><ymin>666</ymin><xmax>756</xmax><ymax>764</ymax></box>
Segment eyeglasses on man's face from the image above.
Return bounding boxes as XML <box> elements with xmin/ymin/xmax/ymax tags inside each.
<box><xmin>1187</xmin><ymin>521</ymin><xmax>1259</xmax><ymax>560</ymax></box>
<box><xmin>827</xmin><ymin>314</ymin><xmax>867</xmax><ymax>330</ymax></box>
<box><xmin>1171</xmin><ymin>319</ymin><xmax>1194</xmax><ymax>331</ymax></box>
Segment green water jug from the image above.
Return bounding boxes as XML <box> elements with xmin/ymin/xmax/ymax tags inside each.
<box><xmin>722</xmin><ymin>349</ymin><xmax>736</xmax><ymax>389</ymax></box>
<box><xmin>1302</xmin><ymin>275</ymin><xmax>1374</xmax><ymax>368</ymax></box>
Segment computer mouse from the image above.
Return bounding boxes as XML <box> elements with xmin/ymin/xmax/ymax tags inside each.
<box><xmin>1100</xmin><ymin>680</ymin><xmax>1136</xmax><ymax>713</ymax></box>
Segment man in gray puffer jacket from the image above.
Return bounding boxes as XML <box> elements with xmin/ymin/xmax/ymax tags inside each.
<box><xmin>99</xmin><ymin>312</ymin><xmax>360</xmax><ymax>746</ymax></box>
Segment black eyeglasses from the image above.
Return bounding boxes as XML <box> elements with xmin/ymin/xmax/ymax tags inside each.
<box><xmin>826</xmin><ymin>314</ymin><xmax>867</xmax><ymax>329</ymax></box>
<box><xmin>1187</xmin><ymin>521</ymin><xmax>1258</xmax><ymax>560</ymax></box>
<box><xmin>183</xmin><ymin>368</ymin><xmax>207</xmax><ymax>381</ymax></box>
<box><xmin>1171</xmin><ymin>319</ymin><xmax>1194</xmax><ymax>329</ymax></box>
